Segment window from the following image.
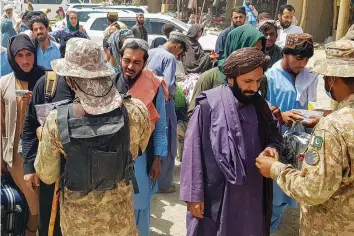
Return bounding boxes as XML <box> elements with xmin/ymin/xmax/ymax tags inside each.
<box><xmin>90</xmin><ymin>18</ymin><xmax>108</xmax><ymax>31</ymax></box>
<box><xmin>150</xmin><ymin>21</ymin><xmax>166</xmax><ymax>35</ymax></box>
<box><xmin>149</xmin><ymin>20</ymin><xmax>184</xmax><ymax>35</ymax></box>
<box><xmin>68</xmin><ymin>0</ymin><xmax>91</xmax><ymax>3</ymax></box>
<box><xmin>77</xmin><ymin>11</ymin><xmax>105</xmax><ymax>23</ymax></box>
<box><xmin>124</xmin><ymin>8</ymin><xmax>144</xmax><ymax>13</ymax></box>
<box><xmin>33</xmin><ymin>0</ymin><xmax>63</xmax><ymax>4</ymax></box>
<box><xmin>119</xmin><ymin>19</ymin><xmax>136</xmax><ymax>29</ymax></box>
<box><xmin>169</xmin><ymin>18</ymin><xmax>189</xmax><ymax>30</ymax></box>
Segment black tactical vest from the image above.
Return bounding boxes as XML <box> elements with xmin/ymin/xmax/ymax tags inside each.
<box><xmin>57</xmin><ymin>102</ymin><xmax>138</xmax><ymax>195</ymax></box>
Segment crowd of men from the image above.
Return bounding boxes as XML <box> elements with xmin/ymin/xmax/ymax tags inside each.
<box><xmin>1</xmin><ymin>2</ymin><xmax>354</xmax><ymax>236</ymax></box>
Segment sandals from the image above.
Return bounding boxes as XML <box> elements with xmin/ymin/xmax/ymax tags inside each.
<box><xmin>158</xmin><ymin>184</ymin><xmax>177</xmax><ymax>193</ymax></box>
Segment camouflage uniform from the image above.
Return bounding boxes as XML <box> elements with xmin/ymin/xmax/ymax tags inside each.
<box><xmin>34</xmin><ymin>98</ymin><xmax>151</xmax><ymax>236</ymax></box>
<box><xmin>270</xmin><ymin>40</ymin><xmax>354</xmax><ymax>236</ymax></box>
<box><xmin>34</xmin><ymin>38</ymin><xmax>152</xmax><ymax>235</ymax></box>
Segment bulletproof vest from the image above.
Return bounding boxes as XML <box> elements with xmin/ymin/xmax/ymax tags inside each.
<box><xmin>57</xmin><ymin>103</ymin><xmax>138</xmax><ymax>195</ymax></box>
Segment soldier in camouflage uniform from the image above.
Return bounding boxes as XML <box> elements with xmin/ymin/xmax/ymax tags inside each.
<box><xmin>34</xmin><ymin>38</ymin><xmax>151</xmax><ymax>235</ymax></box>
<box><xmin>256</xmin><ymin>40</ymin><xmax>354</xmax><ymax>236</ymax></box>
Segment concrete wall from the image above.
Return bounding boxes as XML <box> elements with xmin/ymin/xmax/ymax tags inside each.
<box><xmin>300</xmin><ymin>0</ymin><xmax>333</xmax><ymax>42</ymax></box>
<box><xmin>286</xmin><ymin>0</ymin><xmax>333</xmax><ymax>42</ymax></box>
<box><xmin>287</xmin><ymin>0</ymin><xmax>303</xmax><ymax>22</ymax></box>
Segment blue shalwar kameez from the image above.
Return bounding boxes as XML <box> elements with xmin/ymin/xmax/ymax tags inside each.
<box><xmin>134</xmin><ymin>86</ymin><xmax>168</xmax><ymax>236</ymax></box>
<box><xmin>1</xmin><ymin>48</ymin><xmax>13</xmax><ymax>76</ymax></box>
<box><xmin>147</xmin><ymin>46</ymin><xmax>177</xmax><ymax>190</ymax></box>
<box><xmin>265</xmin><ymin>61</ymin><xmax>317</xmax><ymax>231</ymax></box>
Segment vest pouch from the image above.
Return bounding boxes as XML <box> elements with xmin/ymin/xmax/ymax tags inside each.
<box><xmin>58</xmin><ymin>104</ymin><xmax>131</xmax><ymax>193</ymax></box>
<box><xmin>92</xmin><ymin>147</ymin><xmax>125</xmax><ymax>191</ymax></box>
<box><xmin>64</xmin><ymin>145</ymin><xmax>91</xmax><ymax>192</ymax></box>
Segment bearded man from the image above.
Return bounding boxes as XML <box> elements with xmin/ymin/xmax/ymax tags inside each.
<box><xmin>180</xmin><ymin>47</ymin><xmax>283</xmax><ymax>236</ymax></box>
<box><xmin>131</xmin><ymin>13</ymin><xmax>148</xmax><ymax>41</ymax></box>
<box><xmin>215</xmin><ymin>7</ymin><xmax>246</xmax><ymax>59</ymax></box>
<box><xmin>115</xmin><ymin>38</ymin><xmax>169</xmax><ymax>236</ymax></box>
<box><xmin>275</xmin><ymin>5</ymin><xmax>303</xmax><ymax>48</ymax></box>
<box><xmin>1</xmin><ymin>34</ymin><xmax>45</xmax><ymax>235</ymax></box>
<box><xmin>29</xmin><ymin>15</ymin><xmax>60</xmax><ymax>69</ymax></box>
<box><xmin>265</xmin><ymin>33</ymin><xmax>320</xmax><ymax>232</ymax></box>
<box><xmin>258</xmin><ymin>20</ymin><xmax>282</xmax><ymax>69</ymax></box>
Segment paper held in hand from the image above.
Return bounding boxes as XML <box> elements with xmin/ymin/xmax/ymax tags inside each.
<box><xmin>292</xmin><ymin>109</ymin><xmax>324</xmax><ymax>123</ymax></box>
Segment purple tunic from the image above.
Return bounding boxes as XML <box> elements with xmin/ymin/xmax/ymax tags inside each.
<box><xmin>180</xmin><ymin>86</ymin><xmax>281</xmax><ymax>236</ymax></box>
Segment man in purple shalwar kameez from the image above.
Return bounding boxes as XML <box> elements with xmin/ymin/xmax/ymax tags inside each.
<box><xmin>180</xmin><ymin>48</ymin><xmax>283</xmax><ymax>236</ymax></box>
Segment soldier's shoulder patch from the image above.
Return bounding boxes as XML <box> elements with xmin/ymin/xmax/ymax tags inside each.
<box><xmin>311</xmin><ymin>136</ymin><xmax>323</xmax><ymax>148</ymax></box>
<box><xmin>305</xmin><ymin>150</ymin><xmax>320</xmax><ymax>166</ymax></box>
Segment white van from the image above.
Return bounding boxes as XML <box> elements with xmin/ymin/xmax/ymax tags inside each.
<box><xmin>29</xmin><ymin>0</ymin><xmax>93</xmax><ymax>20</ymax></box>
<box><xmin>85</xmin><ymin>12</ymin><xmax>217</xmax><ymax>51</ymax></box>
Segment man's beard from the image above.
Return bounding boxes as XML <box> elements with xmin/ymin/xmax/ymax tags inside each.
<box><xmin>37</xmin><ymin>34</ymin><xmax>47</xmax><ymax>42</ymax></box>
<box><xmin>284</xmin><ymin>59</ymin><xmax>301</xmax><ymax>76</ymax></box>
<box><xmin>231</xmin><ymin>80</ymin><xmax>258</xmax><ymax>105</ymax></box>
<box><xmin>124</xmin><ymin>69</ymin><xmax>143</xmax><ymax>87</ymax></box>
<box><xmin>280</xmin><ymin>20</ymin><xmax>291</xmax><ymax>29</ymax></box>
<box><xmin>138</xmin><ymin>21</ymin><xmax>144</xmax><ymax>25</ymax></box>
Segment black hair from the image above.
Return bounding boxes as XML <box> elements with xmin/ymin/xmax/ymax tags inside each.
<box><xmin>60</xmin><ymin>31</ymin><xmax>89</xmax><ymax>58</ymax></box>
<box><xmin>161</xmin><ymin>23</ymin><xmax>175</xmax><ymax>38</ymax></box>
<box><xmin>103</xmin><ymin>35</ymin><xmax>110</xmax><ymax>49</ymax></box>
<box><xmin>21</xmin><ymin>10</ymin><xmax>30</xmax><ymax>21</ymax></box>
<box><xmin>279</xmin><ymin>4</ymin><xmax>295</xmax><ymax>15</ymax></box>
<box><xmin>168</xmin><ymin>38</ymin><xmax>187</xmax><ymax>52</ymax></box>
<box><xmin>231</xmin><ymin>7</ymin><xmax>246</xmax><ymax>16</ymax></box>
<box><xmin>283</xmin><ymin>41</ymin><xmax>314</xmax><ymax>59</ymax></box>
<box><xmin>29</xmin><ymin>15</ymin><xmax>49</xmax><ymax>30</ymax></box>
<box><xmin>120</xmin><ymin>41</ymin><xmax>149</xmax><ymax>62</ymax></box>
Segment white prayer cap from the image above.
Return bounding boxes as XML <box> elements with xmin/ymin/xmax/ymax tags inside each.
<box><xmin>4</xmin><ymin>4</ymin><xmax>13</xmax><ymax>11</ymax></box>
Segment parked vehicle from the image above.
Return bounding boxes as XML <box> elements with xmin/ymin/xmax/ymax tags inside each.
<box><xmin>74</xmin><ymin>8</ymin><xmax>133</xmax><ymax>25</ymax></box>
<box><xmin>67</xmin><ymin>3</ymin><xmax>104</xmax><ymax>10</ymax></box>
<box><xmin>95</xmin><ymin>5</ymin><xmax>149</xmax><ymax>14</ymax></box>
<box><xmin>29</xmin><ymin>0</ymin><xmax>93</xmax><ymax>20</ymax></box>
<box><xmin>85</xmin><ymin>12</ymin><xmax>217</xmax><ymax>51</ymax></box>
<box><xmin>52</xmin><ymin>8</ymin><xmax>131</xmax><ymax>31</ymax></box>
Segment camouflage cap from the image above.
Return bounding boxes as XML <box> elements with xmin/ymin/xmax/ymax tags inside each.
<box><xmin>4</xmin><ymin>4</ymin><xmax>13</xmax><ymax>11</ymax></box>
<box><xmin>312</xmin><ymin>40</ymin><xmax>354</xmax><ymax>77</ymax></box>
<box><xmin>51</xmin><ymin>38</ymin><xmax>115</xmax><ymax>79</ymax></box>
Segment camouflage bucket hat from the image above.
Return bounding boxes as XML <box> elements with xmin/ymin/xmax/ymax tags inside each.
<box><xmin>70</xmin><ymin>76</ymin><xmax>122</xmax><ymax>115</ymax></box>
<box><xmin>51</xmin><ymin>38</ymin><xmax>115</xmax><ymax>79</ymax></box>
<box><xmin>312</xmin><ymin>40</ymin><xmax>354</xmax><ymax>77</ymax></box>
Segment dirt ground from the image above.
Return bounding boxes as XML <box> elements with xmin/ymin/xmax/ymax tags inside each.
<box><xmin>150</xmin><ymin>50</ymin><xmax>330</xmax><ymax>236</ymax></box>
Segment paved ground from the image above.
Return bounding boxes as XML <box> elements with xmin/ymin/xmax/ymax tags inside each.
<box><xmin>150</xmin><ymin>50</ymin><xmax>330</xmax><ymax>236</ymax></box>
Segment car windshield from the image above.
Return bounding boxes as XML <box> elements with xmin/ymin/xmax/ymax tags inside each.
<box><xmin>77</xmin><ymin>11</ymin><xmax>107</xmax><ymax>22</ymax></box>
<box><xmin>168</xmin><ymin>17</ymin><xmax>190</xmax><ymax>31</ymax></box>
<box><xmin>124</xmin><ymin>8</ymin><xmax>144</xmax><ymax>13</ymax></box>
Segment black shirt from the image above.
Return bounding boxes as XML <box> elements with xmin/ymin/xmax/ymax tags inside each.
<box><xmin>22</xmin><ymin>75</ymin><xmax>75</xmax><ymax>174</ymax></box>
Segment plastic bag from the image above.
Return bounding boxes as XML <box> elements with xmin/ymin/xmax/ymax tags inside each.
<box><xmin>281</xmin><ymin>122</ymin><xmax>311</xmax><ymax>169</ymax></box>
